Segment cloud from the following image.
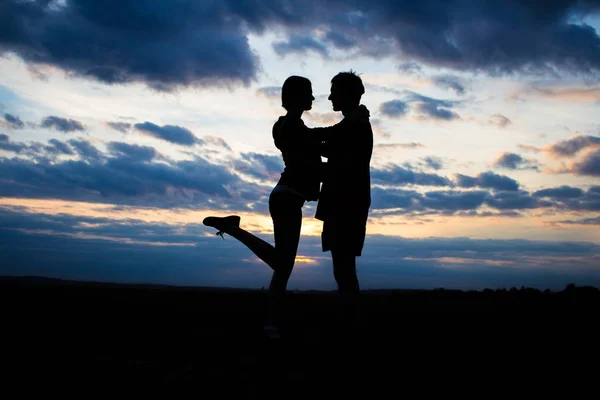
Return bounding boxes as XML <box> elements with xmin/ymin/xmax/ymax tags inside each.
<box><xmin>204</xmin><ymin>136</ymin><xmax>232</xmax><ymax>151</ymax></box>
<box><xmin>493</xmin><ymin>152</ymin><xmax>539</xmax><ymax>170</ymax></box>
<box><xmin>518</xmin><ymin>144</ymin><xmax>541</xmax><ymax>153</ymax></box>
<box><xmin>67</xmin><ymin>138</ymin><xmax>104</xmax><ymax>161</ymax></box>
<box><xmin>379</xmin><ymin>100</ymin><xmax>409</xmax><ymax>118</ymax></box>
<box><xmin>272</xmin><ymin>34</ymin><xmax>329</xmax><ymax>58</ymax></box>
<box><xmin>517</xmin><ymin>84</ymin><xmax>600</xmax><ymax>103</ymax></box>
<box><xmin>539</xmin><ymin>135</ymin><xmax>600</xmax><ymax>177</ymax></box>
<box><xmin>372</xmin><ymin>164</ymin><xmax>451</xmax><ymax>187</ymax></box>
<box><xmin>408</xmin><ymin>93</ymin><xmax>461</xmax><ymax>121</ymax></box>
<box><xmin>547</xmin><ymin>135</ymin><xmax>600</xmax><ymax>157</ymax></box>
<box><xmin>397</xmin><ymin>61</ymin><xmax>423</xmax><ymax>75</ymax></box>
<box><xmin>318</xmin><ymin>1</ymin><xmax>600</xmax><ymax>78</ymax></box>
<box><xmin>0</xmin><ymin>133</ymin><xmax>28</xmax><ymax>153</ymax></box>
<box><xmin>421</xmin><ymin>156</ymin><xmax>444</xmax><ymax>170</ymax></box>
<box><xmin>3</xmin><ymin>0</ymin><xmax>600</xmax><ymax>91</ymax></box>
<box><xmin>41</xmin><ymin>116</ymin><xmax>85</xmax><ymax>133</ymax></box>
<box><xmin>3</xmin><ymin>113</ymin><xmax>25</xmax><ymax>129</ymax></box>
<box><xmin>554</xmin><ymin>216</ymin><xmax>600</xmax><ymax>226</ymax></box>
<box><xmin>2</xmin><ymin>207</ymin><xmax>600</xmax><ymax>290</ymax></box>
<box><xmin>371</xmin><ymin>187</ymin><xmax>420</xmax><ymax>210</ymax></box>
<box><xmin>0</xmin><ymin>136</ymin><xmax>268</xmax><ymax>210</ymax></box>
<box><xmin>485</xmin><ymin>190</ymin><xmax>549</xmax><ymax>210</ymax></box>
<box><xmin>455</xmin><ymin>171</ymin><xmax>520</xmax><ymax>191</ymax></box>
<box><xmin>134</xmin><ymin>122</ymin><xmax>201</xmax><ymax>146</ymax></box>
<box><xmin>0</xmin><ymin>0</ymin><xmax>264</xmax><ymax>90</ymax></box>
<box><xmin>374</xmin><ymin>142</ymin><xmax>425</xmax><ymax>151</ymax></box>
<box><xmin>565</xmin><ymin>148</ymin><xmax>600</xmax><ymax>177</ymax></box>
<box><xmin>1</xmin><ymin>134</ymin><xmax>72</xmax><ymax>157</ymax></box>
<box><xmin>379</xmin><ymin>91</ymin><xmax>461</xmax><ymax>121</ymax></box>
<box><xmin>489</xmin><ymin>114</ymin><xmax>512</xmax><ymax>128</ymax></box>
<box><xmin>533</xmin><ymin>186</ymin><xmax>585</xmax><ymax>199</ymax></box>
<box><xmin>107</xmin><ymin>142</ymin><xmax>160</xmax><ymax>162</ymax></box>
<box><xmin>324</xmin><ymin>31</ymin><xmax>357</xmax><ymax>49</ymax></box>
<box><xmin>256</xmin><ymin>86</ymin><xmax>281</xmax><ymax>99</ymax></box>
<box><xmin>432</xmin><ymin>75</ymin><xmax>466</xmax><ymax>94</ymax></box>
<box><xmin>106</xmin><ymin>122</ymin><xmax>132</xmax><ymax>134</ymax></box>
<box><xmin>45</xmin><ymin>138</ymin><xmax>74</xmax><ymax>156</ymax></box>
<box><xmin>233</xmin><ymin>152</ymin><xmax>284</xmax><ymax>181</ymax></box>
<box><xmin>372</xmin><ymin>182</ymin><xmax>600</xmax><ymax>215</ymax></box>
<box><xmin>421</xmin><ymin>190</ymin><xmax>488</xmax><ymax>211</ymax></box>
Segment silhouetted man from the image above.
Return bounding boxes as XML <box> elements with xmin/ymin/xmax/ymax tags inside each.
<box><xmin>315</xmin><ymin>71</ymin><xmax>373</xmax><ymax>319</ymax></box>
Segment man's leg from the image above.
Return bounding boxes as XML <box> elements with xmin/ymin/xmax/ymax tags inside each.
<box><xmin>331</xmin><ymin>250</ymin><xmax>360</xmax><ymax>331</ymax></box>
<box><xmin>332</xmin><ymin>250</ymin><xmax>359</xmax><ymax>295</ymax></box>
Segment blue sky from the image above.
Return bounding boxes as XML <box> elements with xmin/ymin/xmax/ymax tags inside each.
<box><xmin>1</xmin><ymin>0</ymin><xmax>599</xmax><ymax>290</ymax></box>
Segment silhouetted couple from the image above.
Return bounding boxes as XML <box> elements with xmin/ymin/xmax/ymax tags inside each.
<box><xmin>203</xmin><ymin>71</ymin><xmax>373</xmax><ymax>338</ymax></box>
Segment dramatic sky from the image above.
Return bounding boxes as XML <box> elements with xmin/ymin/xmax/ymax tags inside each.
<box><xmin>1</xmin><ymin>0</ymin><xmax>600</xmax><ymax>290</ymax></box>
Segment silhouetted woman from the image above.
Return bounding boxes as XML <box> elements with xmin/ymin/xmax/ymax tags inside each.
<box><xmin>203</xmin><ymin>76</ymin><xmax>324</xmax><ymax>337</ymax></box>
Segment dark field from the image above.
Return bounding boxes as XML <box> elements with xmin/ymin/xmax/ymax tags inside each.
<box><xmin>2</xmin><ymin>276</ymin><xmax>599</xmax><ymax>396</ymax></box>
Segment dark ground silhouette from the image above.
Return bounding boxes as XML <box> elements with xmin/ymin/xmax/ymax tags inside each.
<box><xmin>2</xmin><ymin>276</ymin><xmax>599</xmax><ymax>396</ymax></box>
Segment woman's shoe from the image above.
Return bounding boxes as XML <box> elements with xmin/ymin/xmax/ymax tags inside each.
<box><xmin>203</xmin><ymin>215</ymin><xmax>241</xmax><ymax>239</ymax></box>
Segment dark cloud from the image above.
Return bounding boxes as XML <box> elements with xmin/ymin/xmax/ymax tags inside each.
<box><xmin>548</xmin><ymin>135</ymin><xmax>600</xmax><ymax>157</ymax></box>
<box><xmin>233</xmin><ymin>152</ymin><xmax>284</xmax><ymax>181</ymax></box>
<box><xmin>379</xmin><ymin>91</ymin><xmax>461</xmax><ymax>121</ymax></box>
<box><xmin>533</xmin><ymin>186</ymin><xmax>585</xmax><ymax>199</ymax></box>
<box><xmin>0</xmin><ymin>0</ymin><xmax>267</xmax><ymax>90</ymax></box>
<box><xmin>3</xmin><ymin>0</ymin><xmax>600</xmax><ymax>91</ymax></box>
<box><xmin>2</xmin><ymin>134</ymin><xmax>73</xmax><ymax>157</ymax></box>
<box><xmin>489</xmin><ymin>114</ymin><xmax>512</xmax><ymax>128</ymax></box>
<box><xmin>397</xmin><ymin>61</ymin><xmax>422</xmax><ymax>75</ymax></box>
<box><xmin>407</xmin><ymin>92</ymin><xmax>461</xmax><ymax>121</ymax></box>
<box><xmin>3</xmin><ymin>113</ymin><xmax>24</xmax><ymax>129</ymax></box>
<box><xmin>370</xmin><ymin>182</ymin><xmax>599</xmax><ymax>215</ymax></box>
<box><xmin>272</xmin><ymin>35</ymin><xmax>329</xmax><ymax>58</ymax></box>
<box><xmin>493</xmin><ymin>152</ymin><xmax>539</xmax><ymax>170</ymax></box>
<box><xmin>134</xmin><ymin>122</ymin><xmax>200</xmax><ymax>146</ymax></box>
<box><xmin>371</xmin><ymin>187</ymin><xmax>420</xmax><ymax>210</ymax></box>
<box><xmin>324</xmin><ymin>31</ymin><xmax>356</xmax><ymax>49</ymax></box>
<box><xmin>379</xmin><ymin>100</ymin><xmax>409</xmax><ymax>118</ymax></box>
<box><xmin>107</xmin><ymin>142</ymin><xmax>159</xmax><ymax>162</ymax></box>
<box><xmin>422</xmin><ymin>156</ymin><xmax>443</xmax><ymax>170</ymax></box>
<box><xmin>67</xmin><ymin>138</ymin><xmax>104</xmax><ymax>161</ymax></box>
<box><xmin>45</xmin><ymin>138</ymin><xmax>74</xmax><ymax>155</ymax></box>
<box><xmin>560</xmin><ymin>186</ymin><xmax>600</xmax><ymax>212</ymax></box>
<box><xmin>0</xmin><ymin>133</ymin><xmax>28</xmax><ymax>153</ymax></box>
<box><xmin>107</xmin><ymin>122</ymin><xmax>132</xmax><ymax>134</ymax></box>
<box><xmin>3</xmin><ymin>208</ymin><xmax>599</xmax><ymax>290</ymax></box>
<box><xmin>455</xmin><ymin>171</ymin><xmax>520</xmax><ymax>191</ymax></box>
<box><xmin>421</xmin><ymin>190</ymin><xmax>488</xmax><ymax>211</ymax></box>
<box><xmin>372</xmin><ymin>164</ymin><xmax>451</xmax><ymax>187</ymax></box>
<box><xmin>567</xmin><ymin>148</ymin><xmax>600</xmax><ymax>176</ymax></box>
<box><xmin>432</xmin><ymin>75</ymin><xmax>466</xmax><ymax>94</ymax></box>
<box><xmin>41</xmin><ymin>116</ymin><xmax>85</xmax><ymax>133</ymax></box>
<box><xmin>0</xmin><ymin>137</ymin><xmax>267</xmax><ymax>210</ymax></box>
<box><xmin>555</xmin><ymin>216</ymin><xmax>600</xmax><ymax>225</ymax></box>
<box><xmin>485</xmin><ymin>190</ymin><xmax>550</xmax><ymax>210</ymax></box>
<box><xmin>315</xmin><ymin>0</ymin><xmax>600</xmax><ymax>78</ymax></box>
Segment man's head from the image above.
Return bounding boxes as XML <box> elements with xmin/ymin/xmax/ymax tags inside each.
<box><xmin>282</xmin><ymin>75</ymin><xmax>314</xmax><ymax>111</ymax></box>
<box><xmin>328</xmin><ymin>70</ymin><xmax>365</xmax><ymax>112</ymax></box>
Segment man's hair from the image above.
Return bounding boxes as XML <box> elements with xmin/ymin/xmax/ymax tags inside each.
<box><xmin>281</xmin><ymin>75</ymin><xmax>311</xmax><ymax>110</ymax></box>
<box><xmin>331</xmin><ymin>70</ymin><xmax>365</xmax><ymax>100</ymax></box>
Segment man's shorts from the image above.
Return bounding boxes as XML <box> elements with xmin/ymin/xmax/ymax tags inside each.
<box><xmin>321</xmin><ymin>218</ymin><xmax>367</xmax><ymax>256</ymax></box>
